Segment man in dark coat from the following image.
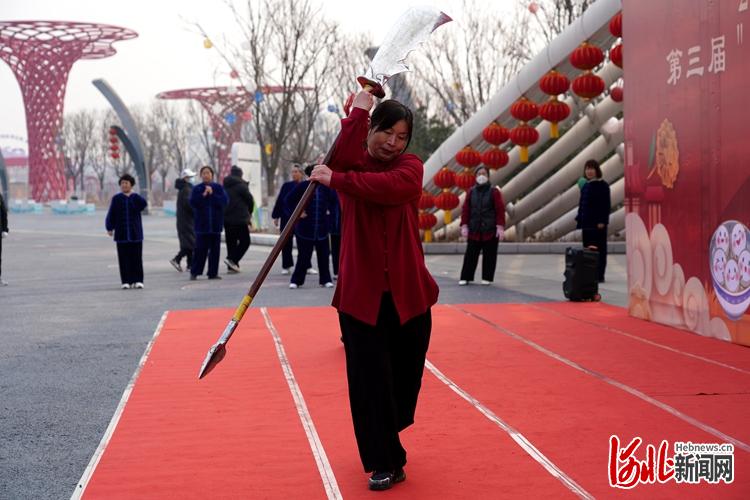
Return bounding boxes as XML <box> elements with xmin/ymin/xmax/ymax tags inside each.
<box><xmin>105</xmin><ymin>174</ymin><xmax>148</xmax><ymax>289</ymax></box>
<box><xmin>271</xmin><ymin>164</ymin><xmax>304</xmax><ymax>274</ymax></box>
<box><xmin>0</xmin><ymin>191</ymin><xmax>8</xmax><ymax>286</ymax></box>
<box><xmin>170</xmin><ymin>168</ymin><xmax>196</xmax><ymax>272</ymax></box>
<box><xmin>223</xmin><ymin>165</ymin><xmax>255</xmax><ymax>273</ymax></box>
<box><xmin>189</xmin><ymin>166</ymin><xmax>229</xmax><ymax>280</ymax></box>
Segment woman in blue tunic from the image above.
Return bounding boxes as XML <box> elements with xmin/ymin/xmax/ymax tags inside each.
<box><xmin>105</xmin><ymin>174</ymin><xmax>148</xmax><ymax>289</ymax></box>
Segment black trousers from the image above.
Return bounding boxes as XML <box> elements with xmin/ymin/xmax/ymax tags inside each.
<box><xmin>174</xmin><ymin>248</ymin><xmax>193</xmax><ymax>268</ymax></box>
<box><xmin>460</xmin><ymin>237</ymin><xmax>499</xmax><ymax>282</ymax></box>
<box><xmin>339</xmin><ymin>293</ymin><xmax>432</xmax><ymax>473</ymax></box>
<box><xmin>330</xmin><ymin>233</ymin><xmax>341</xmax><ymax>276</ymax></box>
<box><xmin>192</xmin><ymin>233</ymin><xmax>221</xmax><ymax>278</ymax></box>
<box><xmin>0</xmin><ymin>235</ymin><xmax>3</xmax><ymax>277</ymax></box>
<box><xmin>291</xmin><ymin>236</ymin><xmax>332</xmax><ymax>285</ymax></box>
<box><xmin>224</xmin><ymin>223</ymin><xmax>250</xmax><ymax>265</ymax></box>
<box><xmin>582</xmin><ymin>227</ymin><xmax>608</xmax><ymax>281</ymax></box>
<box><xmin>116</xmin><ymin>242</ymin><xmax>143</xmax><ymax>284</ymax></box>
<box><xmin>279</xmin><ymin>219</ymin><xmax>294</xmax><ymax>269</ymax></box>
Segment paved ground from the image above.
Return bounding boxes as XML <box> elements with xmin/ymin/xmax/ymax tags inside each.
<box><xmin>0</xmin><ymin>211</ymin><xmax>626</xmax><ymax>499</ymax></box>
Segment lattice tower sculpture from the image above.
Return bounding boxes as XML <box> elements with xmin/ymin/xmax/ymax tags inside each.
<box><xmin>0</xmin><ymin>21</ymin><xmax>137</xmax><ymax>201</ymax></box>
<box><xmin>157</xmin><ymin>87</ymin><xmax>256</xmax><ymax>179</ymax></box>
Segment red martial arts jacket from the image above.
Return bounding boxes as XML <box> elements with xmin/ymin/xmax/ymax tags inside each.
<box><xmin>328</xmin><ymin>107</ymin><xmax>439</xmax><ymax>326</ymax></box>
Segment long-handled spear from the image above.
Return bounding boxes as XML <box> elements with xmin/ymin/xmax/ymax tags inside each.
<box><xmin>198</xmin><ymin>7</ymin><xmax>452</xmax><ymax>379</ymax></box>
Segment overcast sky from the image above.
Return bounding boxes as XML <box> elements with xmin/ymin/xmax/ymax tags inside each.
<box><xmin>0</xmin><ymin>0</ymin><xmax>516</xmax><ymax>151</ymax></box>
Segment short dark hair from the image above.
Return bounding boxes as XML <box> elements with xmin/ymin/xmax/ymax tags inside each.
<box><xmin>370</xmin><ymin>100</ymin><xmax>414</xmax><ymax>150</ymax></box>
<box><xmin>119</xmin><ymin>174</ymin><xmax>135</xmax><ymax>186</ymax></box>
<box><xmin>584</xmin><ymin>159</ymin><xmax>602</xmax><ymax>179</ymax></box>
<box><xmin>200</xmin><ymin>165</ymin><xmax>214</xmax><ymax>177</ymax></box>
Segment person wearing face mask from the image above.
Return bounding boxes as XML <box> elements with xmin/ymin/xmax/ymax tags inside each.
<box><xmin>308</xmin><ymin>91</ymin><xmax>439</xmax><ymax>491</ymax></box>
<box><xmin>458</xmin><ymin>165</ymin><xmax>506</xmax><ymax>286</ymax></box>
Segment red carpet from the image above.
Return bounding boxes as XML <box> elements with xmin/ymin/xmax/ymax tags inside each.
<box><xmin>78</xmin><ymin>302</ymin><xmax>750</xmax><ymax>499</ymax></box>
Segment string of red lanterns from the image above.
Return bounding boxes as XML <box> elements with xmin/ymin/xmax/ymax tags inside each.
<box><xmin>570</xmin><ymin>41</ymin><xmax>605</xmax><ymax>100</ymax></box>
<box><xmin>433</xmin><ymin>166</ymin><xmax>459</xmax><ymax>224</ymax></box>
<box><xmin>418</xmin><ymin>191</ymin><xmax>437</xmax><ymax>242</ymax></box>
<box><xmin>509</xmin><ymin>96</ymin><xmax>539</xmax><ymax>163</ymax></box>
<box><xmin>538</xmin><ymin>69</ymin><xmax>571</xmax><ymax>138</ymax></box>
<box><xmin>481</xmin><ymin>122</ymin><xmax>509</xmax><ymax>169</ymax></box>
<box><xmin>609</xmin><ymin>12</ymin><xmax>624</xmax><ymax>101</ymax></box>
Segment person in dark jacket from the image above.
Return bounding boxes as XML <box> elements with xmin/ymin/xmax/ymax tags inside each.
<box><xmin>285</xmin><ymin>176</ymin><xmax>338</xmax><ymax>288</ymax></box>
<box><xmin>576</xmin><ymin>159</ymin><xmax>611</xmax><ymax>282</ymax></box>
<box><xmin>105</xmin><ymin>174</ymin><xmax>148</xmax><ymax>289</ymax></box>
<box><xmin>170</xmin><ymin>168</ymin><xmax>196</xmax><ymax>272</ymax></box>
<box><xmin>0</xmin><ymin>191</ymin><xmax>8</xmax><ymax>286</ymax></box>
<box><xmin>458</xmin><ymin>166</ymin><xmax>506</xmax><ymax>285</ymax></box>
<box><xmin>223</xmin><ymin>165</ymin><xmax>255</xmax><ymax>273</ymax></box>
<box><xmin>189</xmin><ymin>165</ymin><xmax>228</xmax><ymax>280</ymax></box>
<box><xmin>271</xmin><ymin>164</ymin><xmax>304</xmax><ymax>274</ymax></box>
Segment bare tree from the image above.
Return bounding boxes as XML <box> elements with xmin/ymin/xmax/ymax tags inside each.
<box><xmin>410</xmin><ymin>0</ymin><xmax>536</xmax><ymax>128</ymax></box>
<box><xmin>198</xmin><ymin>0</ymin><xmax>344</xmax><ymax>196</ymax></box>
<box><xmin>186</xmin><ymin>100</ymin><xmax>218</xmax><ymax>172</ymax></box>
<box><xmin>530</xmin><ymin>0</ymin><xmax>593</xmax><ymax>44</ymax></box>
<box><xmin>62</xmin><ymin>109</ymin><xmax>97</xmax><ymax>195</ymax></box>
<box><xmin>152</xmin><ymin>100</ymin><xmax>188</xmax><ymax>192</ymax></box>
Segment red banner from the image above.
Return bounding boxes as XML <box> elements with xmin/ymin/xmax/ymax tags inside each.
<box><xmin>624</xmin><ymin>0</ymin><xmax>750</xmax><ymax>345</ymax></box>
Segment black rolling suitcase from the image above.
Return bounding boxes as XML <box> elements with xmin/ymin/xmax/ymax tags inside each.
<box><xmin>563</xmin><ymin>247</ymin><xmax>599</xmax><ymax>301</ymax></box>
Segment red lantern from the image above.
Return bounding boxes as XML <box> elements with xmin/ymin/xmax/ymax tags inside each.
<box><xmin>482</xmin><ymin>147</ymin><xmax>509</xmax><ymax>170</ymax></box>
<box><xmin>610</xmin><ymin>43</ymin><xmax>623</xmax><ymax>68</ymax></box>
<box><xmin>510</xmin><ymin>96</ymin><xmax>538</xmax><ymax>122</ymax></box>
<box><xmin>419</xmin><ymin>191</ymin><xmax>435</xmax><ymax>210</ymax></box>
<box><xmin>418</xmin><ymin>212</ymin><xmax>438</xmax><ymax>242</ymax></box>
<box><xmin>230</xmin><ymin>69</ymin><xmax>239</xmax><ymax>79</ymax></box>
<box><xmin>539</xmin><ymin>70</ymin><xmax>570</xmax><ymax>96</ymax></box>
<box><xmin>610</xmin><ymin>86</ymin><xmax>623</xmax><ymax>102</ymax></box>
<box><xmin>482</xmin><ymin>122</ymin><xmax>509</xmax><ymax>146</ymax></box>
<box><xmin>419</xmin><ymin>212</ymin><xmax>437</xmax><ymax>230</ymax></box>
<box><xmin>109</xmin><ymin>136</ymin><xmax>118</xmax><ymax>144</ymax></box>
<box><xmin>572</xmin><ymin>73</ymin><xmax>605</xmax><ymax>100</ymax></box>
<box><xmin>108</xmin><ymin>126</ymin><xmax>117</xmax><ymax>136</ymax></box>
<box><xmin>111</xmin><ymin>152</ymin><xmax>120</xmax><ymax>160</ymax></box>
<box><xmin>455</xmin><ymin>146</ymin><xmax>481</xmax><ymax>168</ymax></box>
<box><xmin>434</xmin><ymin>191</ymin><xmax>460</xmax><ymax>224</ymax></box>
<box><xmin>609</xmin><ymin>12</ymin><xmax>622</xmax><ymax>38</ymax></box>
<box><xmin>570</xmin><ymin>42</ymin><xmax>604</xmax><ymax>71</ymax></box>
<box><xmin>455</xmin><ymin>168</ymin><xmax>476</xmax><ymax>191</ymax></box>
<box><xmin>433</xmin><ymin>166</ymin><xmax>456</xmax><ymax>190</ymax></box>
<box><xmin>539</xmin><ymin>99</ymin><xmax>570</xmax><ymax>138</ymax></box>
<box><xmin>510</xmin><ymin>124</ymin><xmax>540</xmax><ymax>163</ymax></box>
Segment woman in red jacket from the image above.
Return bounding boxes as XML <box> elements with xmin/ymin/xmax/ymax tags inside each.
<box><xmin>310</xmin><ymin>90</ymin><xmax>439</xmax><ymax>491</ymax></box>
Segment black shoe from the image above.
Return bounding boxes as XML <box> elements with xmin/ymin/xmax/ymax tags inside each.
<box><xmin>393</xmin><ymin>468</ymin><xmax>406</xmax><ymax>484</ymax></box>
<box><xmin>190</xmin><ymin>275</ymin><xmax>197</xmax><ymax>281</ymax></box>
<box><xmin>368</xmin><ymin>469</ymin><xmax>405</xmax><ymax>491</ymax></box>
<box><xmin>208</xmin><ymin>275</ymin><xmax>222</xmax><ymax>280</ymax></box>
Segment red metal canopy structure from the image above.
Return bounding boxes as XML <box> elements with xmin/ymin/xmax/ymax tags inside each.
<box><xmin>157</xmin><ymin>86</ymin><xmax>256</xmax><ymax>179</ymax></box>
<box><xmin>0</xmin><ymin>21</ymin><xmax>137</xmax><ymax>201</ymax></box>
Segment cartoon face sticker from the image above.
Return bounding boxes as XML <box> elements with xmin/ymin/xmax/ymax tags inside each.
<box><xmin>731</xmin><ymin>223</ymin><xmax>747</xmax><ymax>258</ymax></box>
<box><xmin>715</xmin><ymin>225</ymin><xmax>730</xmax><ymax>253</ymax></box>
<box><xmin>712</xmin><ymin>249</ymin><xmax>727</xmax><ymax>285</ymax></box>
<box><xmin>740</xmin><ymin>250</ymin><xmax>750</xmax><ymax>286</ymax></box>
<box><xmin>724</xmin><ymin>259</ymin><xmax>740</xmax><ymax>292</ymax></box>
